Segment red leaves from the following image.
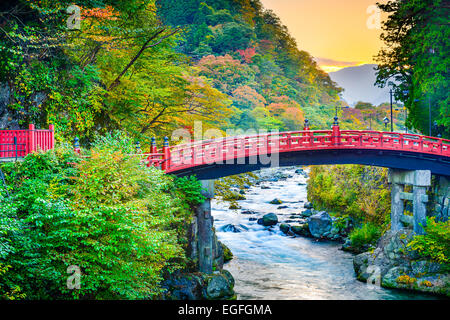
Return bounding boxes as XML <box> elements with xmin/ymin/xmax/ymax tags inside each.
<box><xmin>236</xmin><ymin>47</ymin><xmax>256</xmax><ymax>63</ymax></box>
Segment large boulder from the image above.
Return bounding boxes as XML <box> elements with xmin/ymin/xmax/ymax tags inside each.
<box><xmin>307</xmin><ymin>211</ymin><xmax>332</xmax><ymax>238</ymax></box>
<box><xmin>162</xmin><ymin>274</ymin><xmax>204</xmax><ymax>300</ymax></box>
<box><xmin>304</xmin><ymin>202</ymin><xmax>313</xmax><ymax>209</ymax></box>
<box><xmin>258</xmin><ymin>213</ymin><xmax>278</xmax><ymax>226</ymax></box>
<box><xmin>291</xmin><ymin>224</ymin><xmax>311</xmax><ymax>237</ymax></box>
<box><xmin>204</xmin><ymin>272</ymin><xmax>235</xmax><ymax>300</ymax></box>
<box><xmin>301</xmin><ymin>209</ymin><xmax>313</xmax><ymax>218</ymax></box>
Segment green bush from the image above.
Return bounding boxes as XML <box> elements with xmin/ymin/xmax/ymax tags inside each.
<box><xmin>408</xmin><ymin>218</ymin><xmax>450</xmax><ymax>269</ymax></box>
<box><xmin>173</xmin><ymin>176</ymin><xmax>206</xmax><ymax>207</ymax></box>
<box><xmin>0</xmin><ymin>136</ymin><xmax>201</xmax><ymax>300</ymax></box>
<box><xmin>349</xmin><ymin>223</ymin><xmax>382</xmax><ymax>250</ymax></box>
<box><xmin>307</xmin><ymin>165</ymin><xmax>391</xmax><ymax>227</ymax></box>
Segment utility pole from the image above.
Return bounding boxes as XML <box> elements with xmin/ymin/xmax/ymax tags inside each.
<box><xmin>390</xmin><ymin>89</ymin><xmax>394</xmax><ymax>132</ymax></box>
<box><xmin>428</xmin><ymin>96</ymin><xmax>432</xmax><ymax>136</ymax></box>
<box><xmin>405</xmin><ymin>108</ymin><xmax>408</xmax><ymax>133</ymax></box>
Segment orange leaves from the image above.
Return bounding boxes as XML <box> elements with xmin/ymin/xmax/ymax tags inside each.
<box><xmin>81</xmin><ymin>6</ymin><xmax>119</xmax><ymax>21</ymax></box>
<box><xmin>267</xmin><ymin>96</ymin><xmax>304</xmax><ymax>130</ymax></box>
<box><xmin>232</xmin><ymin>85</ymin><xmax>266</xmax><ymax>109</ymax></box>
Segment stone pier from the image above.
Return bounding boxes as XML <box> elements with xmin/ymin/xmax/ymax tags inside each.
<box><xmin>388</xmin><ymin>169</ymin><xmax>431</xmax><ymax>234</ymax></box>
<box><xmin>196</xmin><ymin>180</ymin><xmax>215</xmax><ymax>274</ymax></box>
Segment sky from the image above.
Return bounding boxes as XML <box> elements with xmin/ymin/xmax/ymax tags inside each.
<box><xmin>260</xmin><ymin>0</ymin><xmax>387</xmax><ymax>73</ymax></box>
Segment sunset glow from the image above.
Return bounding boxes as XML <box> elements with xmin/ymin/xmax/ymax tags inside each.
<box><xmin>261</xmin><ymin>0</ymin><xmax>387</xmax><ymax>73</ymax></box>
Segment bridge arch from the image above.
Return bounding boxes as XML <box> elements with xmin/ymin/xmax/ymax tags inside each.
<box><xmin>148</xmin><ymin>128</ymin><xmax>450</xmax><ymax>179</ymax></box>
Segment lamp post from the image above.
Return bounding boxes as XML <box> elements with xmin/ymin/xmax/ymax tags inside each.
<box><xmin>383</xmin><ymin>117</ymin><xmax>390</xmax><ymax>130</ymax></box>
<box><xmin>388</xmin><ymin>81</ymin><xmax>395</xmax><ymax>132</ymax></box>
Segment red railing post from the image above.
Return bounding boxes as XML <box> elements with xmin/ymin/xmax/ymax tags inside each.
<box><xmin>147</xmin><ymin>137</ymin><xmax>157</xmax><ymax>168</ymax></box>
<box><xmin>303</xmin><ymin>119</ymin><xmax>310</xmax><ymax>145</ymax></box>
<box><xmin>151</xmin><ymin>137</ymin><xmax>158</xmax><ymax>154</ymax></box>
<box><xmin>332</xmin><ymin>117</ymin><xmax>341</xmax><ymax>147</ymax></box>
<box><xmin>28</xmin><ymin>124</ymin><xmax>35</xmax><ymax>155</ymax></box>
<box><xmin>49</xmin><ymin>124</ymin><xmax>55</xmax><ymax>150</ymax></box>
<box><xmin>162</xmin><ymin>136</ymin><xmax>171</xmax><ymax>171</ymax></box>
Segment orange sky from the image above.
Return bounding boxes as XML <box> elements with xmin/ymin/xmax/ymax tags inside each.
<box><xmin>260</xmin><ymin>0</ymin><xmax>387</xmax><ymax>73</ymax></box>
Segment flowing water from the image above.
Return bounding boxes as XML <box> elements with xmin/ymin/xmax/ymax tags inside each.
<box><xmin>212</xmin><ymin>167</ymin><xmax>438</xmax><ymax>300</ymax></box>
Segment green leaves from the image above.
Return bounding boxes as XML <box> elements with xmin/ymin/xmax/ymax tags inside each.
<box><xmin>0</xmin><ymin>139</ymin><xmax>195</xmax><ymax>299</ymax></box>
<box><xmin>308</xmin><ymin>165</ymin><xmax>391</xmax><ymax>226</ymax></box>
<box><xmin>408</xmin><ymin>218</ymin><xmax>450</xmax><ymax>268</ymax></box>
<box><xmin>376</xmin><ymin>0</ymin><xmax>449</xmax><ymax>138</ymax></box>
<box><xmin>173</xmin><ymin>176</ymin><xmax>206</xmax><ymax>207</ymax></box>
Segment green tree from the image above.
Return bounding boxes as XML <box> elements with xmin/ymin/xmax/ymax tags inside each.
<box><xmin>375</xmin><ymin>0</ymin><xmax>449</xmax><ymax>138</ymax></box>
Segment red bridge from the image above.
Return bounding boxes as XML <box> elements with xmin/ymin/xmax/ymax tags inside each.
<box><xmin>0</xmin><ymin>124</ymin><xmax>55</xmax><ymax>160</ymax></box>
<box><xmin>146</xmin><ymin>124</ymin><xmax>450</xmax><ymax>179</ymax></box>
<box><xmin>2</xmin><ymin>123</ymin><xmax>449</xmax><ymax>177</ymax></box>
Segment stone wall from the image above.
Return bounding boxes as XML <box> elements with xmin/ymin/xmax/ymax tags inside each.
<box><xmin>429</xmin><ymin>175</ymin><xmax>450</xmax><ymax>222</ymax></box>
<box><xmin>161</xmin><ymin>213</ymin><xmax>235</xmax><ymax>300</ymax></box>
<box><xmin>162</xmin><ymin>184</ymin><xmax>235</xmax><ymax>300</ymax></box>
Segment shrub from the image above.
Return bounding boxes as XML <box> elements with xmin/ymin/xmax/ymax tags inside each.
<box><xmin>349</xmin><ymin>223</ymin><xmax>382</xmax><ymax>250</ymax></box>
<box><xmin>308</xmin><ymin>165</ymin><xmax>390</xmax><ymax>227</ymax></box>
<box><xmin>408</xmin><ymin>218</ymin><xmax>450</xmax><ymax>269</ymax></box>
<box><xmin>0</xmin><ymin>136</ymin><xmax>201</xmax><ymax>299</ymax></box>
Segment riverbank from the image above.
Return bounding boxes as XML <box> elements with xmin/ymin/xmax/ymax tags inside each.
<box><xmin>213</xmin><ymin>167</ymin><xmax>443</xmax><ymax>300</ymax></box>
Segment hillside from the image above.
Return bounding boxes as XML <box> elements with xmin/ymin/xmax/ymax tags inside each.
<box><xmin>157</xmin><ymin>0</ymin><xmax>343</xmax><ymax>130</ymax></box>
<box><xmin>329</xmin><ymin>64</ymin><xmax>391</xmax><ymax>106</ymax></box>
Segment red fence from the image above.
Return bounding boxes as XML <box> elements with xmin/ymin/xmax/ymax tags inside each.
<box><xmin>0</xmin><ymin>124</ymin><xmax>55</xmax><ymax>159</ymax></box>
<box><xmin>145</xmin><ymin>126</ymin><xmax>450</xmax><ymax>173</ymax></box>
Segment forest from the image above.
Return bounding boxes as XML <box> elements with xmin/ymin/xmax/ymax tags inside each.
<box><xmin>0</xmin><ymin>0</ymin><xmax>346</xmax><ymax>150</ymax></box>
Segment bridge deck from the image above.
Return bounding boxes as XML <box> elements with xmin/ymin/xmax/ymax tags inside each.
<box><xmin>145</xmin><ymin>129</ymin><xmax>450</xmax><ymax>178</ymax></box>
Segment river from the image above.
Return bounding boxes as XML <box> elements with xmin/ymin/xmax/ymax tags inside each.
<box><xmin>212</xmin><ymin>167</ymin><xmax>438</xmax><ymax>300</ymax></box>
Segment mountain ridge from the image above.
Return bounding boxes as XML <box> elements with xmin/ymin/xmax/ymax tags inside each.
<box><xmin>329</xmin><ymin>64</ymin><xmax>391</xmax><ymax>106</ymax></box>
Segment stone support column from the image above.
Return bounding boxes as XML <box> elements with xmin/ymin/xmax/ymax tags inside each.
<box><xmin>390</xmin><ymin>182</ymin><xmax>404</xmax><ymax>231</ymax></box>
<box><xmin>388</xmin><ymin>169</ymin><xmax>431</xmax><ymax>234</ymax></box>
<box><xmin>196</xmin><ymin>180</ymin><xmax>215</xmax><ymax>274</ymax></box>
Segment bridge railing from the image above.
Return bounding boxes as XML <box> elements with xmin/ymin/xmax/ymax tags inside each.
<box><xmin>0</xmin><ymin>124</ymin><xmax>55</xmax><ymax>160</ymax></box>
<box><xmin>144</xmin><ymin>129</ymin><xmax>450</xmax><ymax>173</ymax></box>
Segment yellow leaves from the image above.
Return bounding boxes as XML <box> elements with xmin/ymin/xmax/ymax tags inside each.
<box><xmin>396</xmin><ymin>275</ymin><xmax>417</xmax><ymax>286</ymax></box>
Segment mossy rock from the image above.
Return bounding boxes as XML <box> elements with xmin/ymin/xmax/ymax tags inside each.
<box><xmin>222</xmin><ymin>243</ymin><xmax>234</xmax><ymax>263</ymax></box>
<box><xmin>269</xmin><ymin>198</ymin><xmax>283</xmax><ymax>204</ymax></box>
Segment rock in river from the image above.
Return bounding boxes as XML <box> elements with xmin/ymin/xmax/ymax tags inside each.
<box><xmin>301</xmin><ymin>209</ymin><xmax>313</xmax><ymax>217</ymax></box>
<box><xmin>269</xmin><ymin>198</ymin><xmax>283</xmax><ymax>204</ymax></box>
<box><xmin>220</xmin><ymin>224</ymin><xmax>248</xmax><ymax>233</ymax></box>
<box><xmin>258</xmin><ymin>213</ymin><xmax>279</xmax><ymax>226</ymax></box>
<box><xmin>291</xmin><ymin>224</ymin><xmax>311</xmax><ymax>237</ymax></box>
<box><xmin>279</xmin><ymin>224</ymin><xmax>291</xmax><ymax>234</ymax></box>
<box><xmin>304</xmin><ymin>202</ymin><xmax>313</xmax><ymax>209</ymax></box>
<box><xmin>307</xmin><ymin>211</ymin><xmax>332</xmax><ymax>238</ymax></box>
